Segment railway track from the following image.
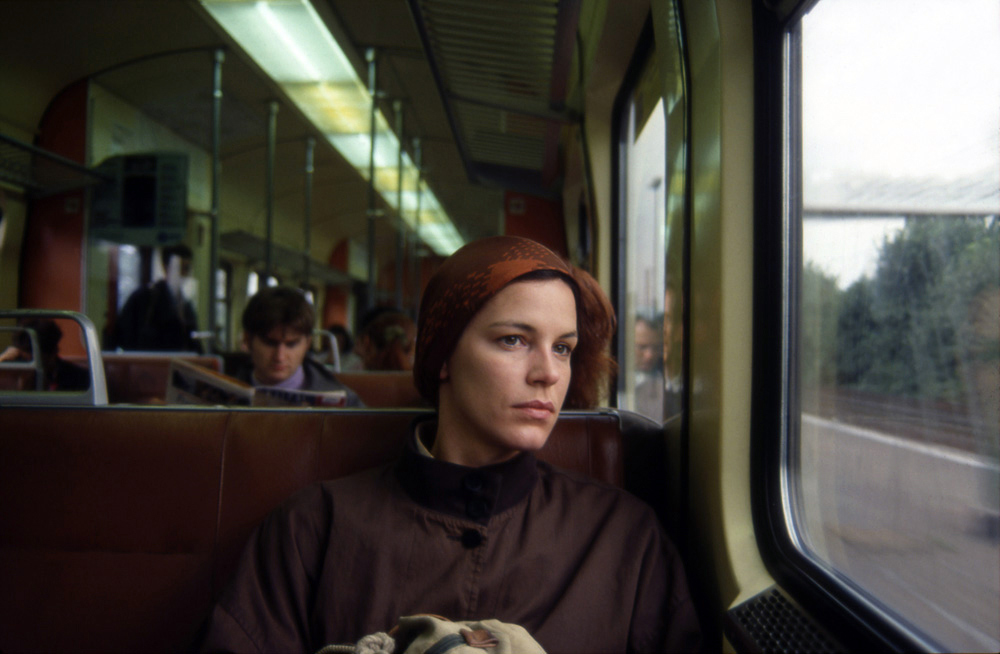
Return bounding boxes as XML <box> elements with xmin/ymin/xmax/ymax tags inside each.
<box><xmin>810</xmin><ymin>387</ymin><xmax>996</xmax><ymax>458</ymax></box>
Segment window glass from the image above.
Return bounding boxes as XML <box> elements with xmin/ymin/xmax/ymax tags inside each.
<box><xmin>117</xmin><ymin>245</ymin><xmax>141</xmax><ymax>311</ymax></box>
<box><xmin>214</xmin><ymin>265</ymin><xmax>230</xmax><ymax>351</ymax></box>
<box><xmin>793</xmin><ymin>1</ymin><xmax>999</xmax><ymax>650</ymax></box>
<box><xmin>247</xmin><ymin>271</ymin><xmax>259</xmax><ymax>299</ymax></box>
<box><xmin>619</xmin><ymin>52</ymin><xmax>681</xmax><ymax>423</ymax></box>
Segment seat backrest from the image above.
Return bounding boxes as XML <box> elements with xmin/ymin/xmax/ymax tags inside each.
<box><xmin>63</xmin><ymin>352</ymin><xmax>223</xmax><ymax>404</ymax></box>
<box><xmin>0</xmin><ymin>365</ymin><xmax>37</xmax><ymax>390</ymax></box>
<box><xmin>0</xmin><ymin>309</ymin><xmax>107</xmax><ymax>405</ymax></box>
<box><xmin>335</xmin><ymin>370</ymin><xmax>427</xmax><ymax>407</ymax></box>
<box><xmin>0</xmin><ymin>406</ymin><xmax>625</xmax><ymax>653</ymax></box>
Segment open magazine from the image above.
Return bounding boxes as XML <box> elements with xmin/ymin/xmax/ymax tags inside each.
<box><xmin>166</xmin><ymin>358</ymin><xmax>348</xmax><ymax>407</ymax></box>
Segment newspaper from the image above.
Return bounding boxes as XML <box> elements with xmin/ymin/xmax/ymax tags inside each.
<box><xmin>166</xmin><ymin>357</ymin><xmax>348</xmax><ymax>407</ymax></box>
<box><xmin>166</xmin><ymin>358</ymin><xmax>254</xmax><ymax>406</ymax></box>
<box><xmin>251</xmin><ymin>385</ymin><xmax>348</xmax><ymax>407</ymax></box>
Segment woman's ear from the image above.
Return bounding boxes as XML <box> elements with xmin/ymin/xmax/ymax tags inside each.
<box><xmin>240</xmin><ymin>332</ymin><xmax>251</xmax><ymax>353</ymax></box>
<box><xmin>439</xmin><ymin>361</ymin><xmax>449</xmax><ymax>381</ymax></box>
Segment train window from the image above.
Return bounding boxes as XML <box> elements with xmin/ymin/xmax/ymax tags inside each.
<box><xmin>246</xmin><ymin>271</ymin><xmax>280</xmax><ymax>299</ymax></box>
<box><xmin>214</xmin><ymin>264</ymin><xmax>231</xmax><ymax>350</ymax></box>
<box><xmin>786</xmin><ymin>0</ymin><xmax>999</xmax><ymax>651</ymax></box>
<box><xmin>616</xmin><ymin>47</ymin><xmax>670</xmax><ymax>422</ymax></box>
<box><xmin>246</xmin><ymin>271</ymin><xmax>259</xmax><ymax>299</ymax></box>
<box><xmin>615</xmin><ymin>18</ymin><xmax>688</xmax><ymax>427</ymax></box>
<box><xmin>116</xmin><ymin>244</ymin><xmax>142</xmax><ymax>311</ymax></box>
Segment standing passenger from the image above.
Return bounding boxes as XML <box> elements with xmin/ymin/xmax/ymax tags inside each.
<box><xmin>201</xmin><ymin>237</ymin><xmax>700</xmax><ymax>653</ymax></box>
<box><xmin>233</xmin><ymin>286</ymin><xmax>363</xmax><ymax>406</ymax></box>
<box><xmin>110</xmin><ymin>243</ymin><xmax>201</xmax><ymax>352</ymax></box>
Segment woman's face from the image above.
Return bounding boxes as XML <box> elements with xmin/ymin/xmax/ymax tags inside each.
<box><xmin>435</xmin><ymin>278</ymin><xmax>578</xmax><ymax>467</ymax></box>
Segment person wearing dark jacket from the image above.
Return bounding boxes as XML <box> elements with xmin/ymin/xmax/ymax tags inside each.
<box><xmin>110</xmin><ymin>244</ymin><xmax>201</xmax><ymax>352</ymax></box>
<box><xmin>233</xmin><ymin>285</ymin><xmax>363</xmax><ymax>407</ymax></box>
<box><xmin>201</xmin><ymin>237</ymin><xmax>700</xmax><ymax>653</ymax></box>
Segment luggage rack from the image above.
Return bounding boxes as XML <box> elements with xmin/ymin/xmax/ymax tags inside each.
<box><xmin>0</xmin><ymin>133</ymin><xmax>110</xmax><ymax>198</ymax></box>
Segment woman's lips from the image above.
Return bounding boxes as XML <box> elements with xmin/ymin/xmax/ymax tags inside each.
<box><xmin>513</xmin><ymin>400</ymin><xmax>555</xmax><ymax>419</ymax></box>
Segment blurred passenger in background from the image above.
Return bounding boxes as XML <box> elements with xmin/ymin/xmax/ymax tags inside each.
<box><xmin>233</xmin><ymin>286</ymin><xmax>363</xmax><ymax>406</ymax></box>
<box><xmin>308</xmin><ymin>323</ymin><xmax>353</xmax><ymax>370</ymax></box>
<box><xmin>328</xmin><ymin>323</ymin><xmax>365</xmax><ymax>372</ymax></box>
<box><xmin>634</xmin><ymin>314</ymin><xmax>665</xmax><ymax>421</ymax></box>
<box><xmin>328</xmin><ymin>324</ymin><xmax>354</xmax><ymax>365</ymax></box>
<box><xmin>109</xmin><ymin>244</ymin><xmax>201</xmax><ymax>352</ymax></box>
<box><xmin>0</xmin><ymin>318</ymin><xmax>89</xmax><ymax>391</ymax></box>
<box><xmin>635</xmin><ymin>286</ymin><xmax>684</xmax><ymax>422</ymax></box>
<box><xmin>358</xmin><ymin>310</ymin><xmax>416</xmax><ymax>371</ymax></box>
<box><xmin>348</xmin><ymin>306</ymin><xmax>393</xmax><ymax>370</ymax></box>
<box><xmin>634</xmin><ymin>315</ymin><xmax>663</xmax><ymax>384</ymax></box>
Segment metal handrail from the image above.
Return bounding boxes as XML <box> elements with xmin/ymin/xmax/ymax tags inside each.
<box><xmin>0</xmin><ymin>309</ymin><xmax>108</xmax><ymax>405</ymax></box>
<box><xmin>0</xmin><ymin>325</ymin><xmax>45</xmax><ymax>390</ymax></box>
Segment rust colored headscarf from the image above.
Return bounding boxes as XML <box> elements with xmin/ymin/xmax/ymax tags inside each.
<box><xmin>414</xmin><ymin>236</ymin><xmax>616</xmax><ymax>409</ymax></box>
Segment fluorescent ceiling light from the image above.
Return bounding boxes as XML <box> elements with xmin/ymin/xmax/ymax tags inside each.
<box><xmin>200</xmin><ymin>0</ymin><xmax>463</xmax><ymax>256</ymax></box>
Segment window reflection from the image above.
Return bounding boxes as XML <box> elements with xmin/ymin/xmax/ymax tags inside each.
<box><xmin>619</xmin><ymin>50</ymin><xmax>673</xmax><ymax>423</ymax></box>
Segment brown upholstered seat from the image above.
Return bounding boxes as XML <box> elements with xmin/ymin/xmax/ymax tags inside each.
<box><xmin>0</xmin><ymin>406</ymin><xmax>627</xmax><ymax>653</ymax></box>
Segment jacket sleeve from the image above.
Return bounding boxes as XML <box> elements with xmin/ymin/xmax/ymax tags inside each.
<box><xmin>201</xmin><ymin>485</ymin><xmax>332</xmax><ymax>653</ymax></box>
<box><xmin>627</xmin><ymin>518</ymin><xmax>703</xmax><ymax>654</ymax></box>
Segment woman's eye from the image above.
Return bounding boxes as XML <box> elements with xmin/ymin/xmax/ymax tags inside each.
<box><xmin>554</xmin><ymin>343</ymin><xmax>573</xmax><ymax>356</ymax></box>
<box><xmin>500</xmin><ymin>335</ymin><xmax>524</xmax><ymax>347</ymax></box>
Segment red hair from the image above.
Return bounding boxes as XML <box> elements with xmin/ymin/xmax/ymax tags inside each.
<box><xmin>415</xmin><ymin>236</ymin><xmax>616</xmax><ymax>409</ymax></box>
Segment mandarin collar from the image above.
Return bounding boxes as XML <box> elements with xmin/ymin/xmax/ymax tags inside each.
<box><xmin>394</xmin><ymin>416</ymin><xmax>539</xmax><ymax>525</ymax></box>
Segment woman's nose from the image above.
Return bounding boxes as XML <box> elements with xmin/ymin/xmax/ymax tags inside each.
<box><xmin>528</xmin><ymin>349</ymin><xmax>560</xmax><ymax>386</ymax></box>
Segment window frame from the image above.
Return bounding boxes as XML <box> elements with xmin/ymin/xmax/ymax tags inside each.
<box><xmin>611</xmin><ymin>17</ymin><xmax>657</xmax><ymax>406</ymax></box>
<box><xmin>750</xmin><ymin>1</ymin><xmax>937</xmax><ymax>651</ymax></box>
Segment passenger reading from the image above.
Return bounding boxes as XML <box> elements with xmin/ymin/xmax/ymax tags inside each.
<box><xmin>166</xmin><ymin>358</ymin><xmax>348</xmax><ymax>407</ymax></box>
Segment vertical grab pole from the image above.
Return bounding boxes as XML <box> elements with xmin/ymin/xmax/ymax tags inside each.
<box><xmin>394</xmin><ymin>100</ymin><xmax>405</xmax><ymax>311</ymax></box>
<box><xmin>265</xmin><ymin>100</ymin><xmax>279</xmax><ymax>281</ymax></box>
<box><xmin>304</xmin><ymin>136</ymin><xmax>315</xmax><ymax>288</ymax></box>
<box><xmin>365</xmin><ymin>48</ymin><xmax>379</xmax><ymax>312</ymax></box>
<box><xmin>209</xmin><ymin>48</ymin><xmax>224</xmax><ymax>350</ymax></box>
<box><xmin>412</xmin><ymin>138</ymin><xmax>423</xmax><ymax>313</ymax></box>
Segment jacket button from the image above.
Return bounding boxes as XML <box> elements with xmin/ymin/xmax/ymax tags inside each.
<box><xmin>462</xmin><ymin>474</ymin><xmax>484</xmax><ymax>492</ymax></box>
<box><xmin>461</xmin><ymin>529</ymin><xmax>484</xmax><ymax>548</ymax></box>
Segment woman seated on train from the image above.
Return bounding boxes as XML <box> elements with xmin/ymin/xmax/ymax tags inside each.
<box><xmin>201</xmin><ymin>236</ymin><xmax>701</xmax><ymax>654</ymax></box>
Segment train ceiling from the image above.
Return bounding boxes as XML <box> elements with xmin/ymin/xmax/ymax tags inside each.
<box><xmin>0</xmin><ymin>0</ymin><xmax>590</xmax><ymax>262</ymax></box>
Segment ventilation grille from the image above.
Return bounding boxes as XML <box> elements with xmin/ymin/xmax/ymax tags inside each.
<box><xmin>724</xmin><ymin>586</ymin><xmax>846</xmax><ymax>654</ymax></box>
<box><xmin>410</xmin><ymin>0</ymin><xmax>577</xmax><ymax>187</ymax></box>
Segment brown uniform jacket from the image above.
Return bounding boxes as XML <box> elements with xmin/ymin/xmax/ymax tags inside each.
<box><xmin>201</xmin><ymin>427</ymin><xmax>701</xmax><ymax>654</ymax></box>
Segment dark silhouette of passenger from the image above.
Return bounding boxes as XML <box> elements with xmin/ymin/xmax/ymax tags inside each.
<box><xmin>0</xmin><ymin>318</ymin><xmax>90</xmax><ymax>391</ymax></box>
<box><xmin>634</xmin><ymin>315</ymin><xmax>665</xmax><ymax>420</ymax></box>
<box><xmin>635</xmin><ymin>286</ymin><xmax>683</xmax><ymax>421</ymax></box>
<box><xmin>109</xmin><ymin>244</ymin><xmax>201</xmax><ymax>352</ymax></box>
<box><xmin>310</xmin><ymin>323</ymin><xmax>360</xmax><ymax>371</ymax></box>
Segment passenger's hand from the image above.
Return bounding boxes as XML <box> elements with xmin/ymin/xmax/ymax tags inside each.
<box><xmin>0</xmin><ymin>345</ymin><xmax>27</xmax><ymax>363</ymax></box>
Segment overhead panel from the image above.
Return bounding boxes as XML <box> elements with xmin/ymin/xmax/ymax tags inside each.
<box><xmin>410</xmin><ymin>0</ymin><xmax>580</xmax><ymax>195</ymax></box>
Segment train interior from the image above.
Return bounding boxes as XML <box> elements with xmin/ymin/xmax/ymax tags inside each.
<box><xmin>1</xmin><ymin>0</ymin><xmax>998</xmax><ymax>652</ymax></box>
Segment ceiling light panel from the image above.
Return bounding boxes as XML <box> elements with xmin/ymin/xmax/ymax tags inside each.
<box><xmin>201</xmin><ymin>0</ymin><xmax>463</xmax><ymax>255</ymax></box>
